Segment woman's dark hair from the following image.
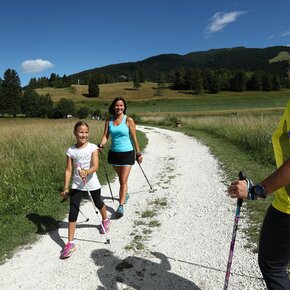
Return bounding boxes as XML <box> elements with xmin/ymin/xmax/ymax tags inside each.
<box><xmin>74</xmin><ymin>121</ymin><xmax>89</xmax><ymax>132</ymax></box>
<box><xmin>109</xmin><ymin>97</ymin><xmax>127</xmax><ymax>115</ymax></box>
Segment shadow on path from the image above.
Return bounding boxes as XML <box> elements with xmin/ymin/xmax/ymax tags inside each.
<box><xmin>166</xmin><ymin>255</ymin><xmax>264</xmax><ymax>281</ymax></box>
<box><xmin>26</xmin><ymin>213</ymin><xmax>102</xmax><ymax>249</ymax></box>
<box><xmin>91</xmin><ymin>249</ymin><xmax>201</xmax><ymax>290</ymax></box>
<box><xmin>26</xmin><ymin>213</ymin><xmax>65</xmax><ymax>249</ymax></box>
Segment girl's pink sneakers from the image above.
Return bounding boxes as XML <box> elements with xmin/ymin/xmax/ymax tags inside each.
<box><xmin>60</xmin><ymin>242</ymin><xmax>76</xmax><ymax>259</ymax></box>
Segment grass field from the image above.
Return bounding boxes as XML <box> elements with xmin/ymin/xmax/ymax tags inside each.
<box><xmin>36</xmin><ymin>82</ymin><xmax>290</xmax><ymax>116</ymax></box>
<box><xmin>0</xmin><ymin>118</ymin><xmax>147</xmax><ymax>262</ymax></box>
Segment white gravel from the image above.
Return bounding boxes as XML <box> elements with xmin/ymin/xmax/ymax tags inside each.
<box><xmin>0</xmin><ymin>126</ymin><xmax>266</xmax><ymax>290</ymax></box>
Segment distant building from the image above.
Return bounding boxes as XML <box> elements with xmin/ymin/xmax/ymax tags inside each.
<box><xmin>116</xmin><ymin>75</ymin><xmax>128</xmax><ymax>82</ymax></box>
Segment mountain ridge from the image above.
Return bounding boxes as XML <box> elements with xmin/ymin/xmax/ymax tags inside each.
<box><xmin>68</xmin><ymin>46</ymin><xmax>290</xmax><ymax>83</ymax></box>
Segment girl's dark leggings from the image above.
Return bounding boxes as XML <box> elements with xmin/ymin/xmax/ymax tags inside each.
<box><xmin>69</xmin><ymin>188</ymin><xmax>104</xmax><ymax>222</ymax></box>
<box><xmin>258</xmin><ymin>205</ymin><xmax>290</xmax><ymax>290</ymax></box>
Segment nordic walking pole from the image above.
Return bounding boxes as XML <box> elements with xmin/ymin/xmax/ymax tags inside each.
<box><xmin>75</xmin><ymin>162</ymin><xmax>110</xmax><ymax>245</ymax></box>
<box><xmin>223</xmin><ymin>171</ymin><xmax>246</xmax><ymax>290</ymax></box>
<box><xmin>98</xmin><ymin>149</ymin><xmax>114</xmax><ymax>202</ymax></box>
<box><xmin>138</xmin><ymin>162</ymin><xmax>152</xmax><ymax>190</ymax></box>
<box><xmin>75</xmin><ymin>207</ymin><xmax>89</xmax><ymax>222</ymax></box>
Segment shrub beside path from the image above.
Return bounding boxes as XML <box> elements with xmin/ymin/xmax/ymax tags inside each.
<box><xmin>0</xmin><ymin>126</ymin><xmax>266</xmax><ymax>289</ymax></box>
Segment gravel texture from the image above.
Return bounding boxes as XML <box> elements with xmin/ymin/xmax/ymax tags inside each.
<box><xmin>0</xmin><ymin>126</ymin><xmax>266</xmax><ymax>290</ymax></box>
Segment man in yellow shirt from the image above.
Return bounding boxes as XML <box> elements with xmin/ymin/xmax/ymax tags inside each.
<box><xmin>228</xmin><ymin>101</ymin><xmax>290</xmax><ymax>290</ymax></box>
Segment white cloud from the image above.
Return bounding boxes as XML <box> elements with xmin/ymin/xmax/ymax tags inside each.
<box><xmin>281</xmin><ymin>31</ymin><xmax>290</xmax><ymax>37</ymax></box>
<box><xmin>204</xmin><ymin>11</ymin><xmax>247</xmax><ymax>38</ymax></box>
<box><xmin>21</xmin><ymin>59</ymin><xmax>54</xmax><ymax>73</ymax></box>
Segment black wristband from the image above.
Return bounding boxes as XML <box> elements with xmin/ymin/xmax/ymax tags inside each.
<box><xmin>250</xmin><ymin>184</ymin><xmax>267</xmax><ymax>199</ymax></box>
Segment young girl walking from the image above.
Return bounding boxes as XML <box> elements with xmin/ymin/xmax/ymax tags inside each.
<box><xmin>60</xmin><ymin>121</ymin><xmax>110</xmax><ymax>259</ymax></box>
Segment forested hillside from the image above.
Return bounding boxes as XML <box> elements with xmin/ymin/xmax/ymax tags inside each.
<box><xmin>67</xmin><ymin>46</ymin><xmax>290</xmax><ymax>83</ymax></box>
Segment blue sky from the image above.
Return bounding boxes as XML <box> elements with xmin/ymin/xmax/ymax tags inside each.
<box><xmin>1</xmin><ymin>0</ymin><xmax>290</xmax><ymax>86</ymax></box>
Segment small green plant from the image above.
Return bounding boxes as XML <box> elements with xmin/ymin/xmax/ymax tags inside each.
<box><xmin>133</xmin><ymin>234</ymin><xmax>143</xmax><ymax>241</ymax></box>
<box><xmin>150</xmin><ymin>197</ymin><xmax>168</xmax><ymax>207</ymax></box>
<box><xmin>143</xmin><ymin>229</ymin><xmax>152</xmax><ymax>235</ymax></box>
<box><xmin>141</xmin><ymin>210</ymin><xmax>157</xmax><ymax>218</ymax></box>
<box><xmin>134</xmin><ymin>220</ymin><xmax>146</xmax><ymax>226</ymax></box>
<box><xmin>126</xmin><ymin>195</ymin><xmax>168</xmax><ymax>252</ymax></box>
<box><xmin>124</xmin><ymin>244</ymin><xmax>134</xmax><ymax>250</ymax></box>
<box><xmin>125</xmin><ymin>235</ymin><xmax>145</xmax><ymax>250</ymax></box>
<box><xmin>149</xmin><ymin>220</ymin><xmax>161</xmax><ymax>227</ymax></box>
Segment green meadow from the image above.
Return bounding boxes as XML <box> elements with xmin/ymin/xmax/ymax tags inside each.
<box><xmin>0</xmin><ymin>119</ymin><xmax>101</xmax><ymax>261</ymax></box>
<box><xmin>1</xmin><ymin>84</ymin><xmax>290</xmax><ymax>261</ymax></box>
<box><xmin>36</xmin><ymin>82</ymin><xmax>290</xmax><ymax>116</ymax></box>
<box><xmin>0</xmin><ymin>118</ymin><xmax>146</xmax><ymax>262</ymax></box>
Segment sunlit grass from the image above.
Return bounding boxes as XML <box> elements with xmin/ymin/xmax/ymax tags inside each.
<box><xmin>0</xmin><ymin>118</ymin><xmax>147</xmax><ymax>261</ymax></box>
<box><xmin>35</xmin><ymin>83</ymin><xmax>290</xmax><ymax>116</ymax></box>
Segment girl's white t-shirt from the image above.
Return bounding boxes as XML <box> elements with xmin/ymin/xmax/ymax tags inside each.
<box><xmin>66</xmin><ymin>142</ymin><xmax>101</xmax><ymax>191</ymax></box>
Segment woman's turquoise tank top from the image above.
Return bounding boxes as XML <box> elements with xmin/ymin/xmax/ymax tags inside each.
<box><xmin>109</xmin><ymin>115</ymin><xmax>133</xmax><ymax>152</ymax></box>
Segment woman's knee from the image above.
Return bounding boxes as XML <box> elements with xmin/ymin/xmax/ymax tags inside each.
<box><xmin>118</xmin><ymin>174</ymin><xmax>128</xmax><ymax>184</ymax></box>
<box><xmin>119</xmin><ymin>178</ymin><xmax>128</xmax><ymax>186</ymax></box>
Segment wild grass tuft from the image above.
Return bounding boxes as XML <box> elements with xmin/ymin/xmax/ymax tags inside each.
<box><xmin>148</xmin><ymin>220</ymin><xmax>161</xmax><ymax>227</ymax></box>
<box><xmin>149</xmin><ymin>197</ymin><xmax>168</xmax><ymax>207</ymax></box>
<box><xmin>141</xmin><ymin>210</ymin><xmax>157</xmax><ymax>218</ymax></box>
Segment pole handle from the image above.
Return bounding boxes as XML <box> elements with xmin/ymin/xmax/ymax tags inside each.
<box><xmin>237</xmin><ymin>171</ymin><xmax>246</xmax><ymax>207</ymax></box>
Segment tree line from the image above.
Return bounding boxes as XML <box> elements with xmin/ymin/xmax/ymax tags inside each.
<box><xmin>26</xmin><ymin>69</ymin><xmax>145</xmax><ymax>91</ymax></box>
<box><xmin>0</xmin><ymin>69</ymin><xmax>101</xmax><ymax>118</ymax></box>
<box><xmin>25</xmin><ymin>66</ymin><xmax>289</xmax><ymax>96</ymax></box>
<box><xmin>170</xmin><ymin>68</ymin><xmax>287</xmax><ymax>94</ymax></box>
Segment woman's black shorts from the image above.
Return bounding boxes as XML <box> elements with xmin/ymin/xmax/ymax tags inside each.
<box><xmin>108</xmin><ymin>150</ymin><xmax>135</xmax><ymax>166</ymax></box>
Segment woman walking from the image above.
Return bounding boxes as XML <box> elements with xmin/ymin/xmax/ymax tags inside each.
<box><xmin>99</xmin><ymin>97</ymin><xmax>143</xmax><ymax>218</ymax></box>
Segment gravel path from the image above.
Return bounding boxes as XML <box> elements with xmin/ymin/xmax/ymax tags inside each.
<box><xmin>0</xmin><ymin>126</ymin><xmax>266</xmax><ymax>290</ymax></box>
